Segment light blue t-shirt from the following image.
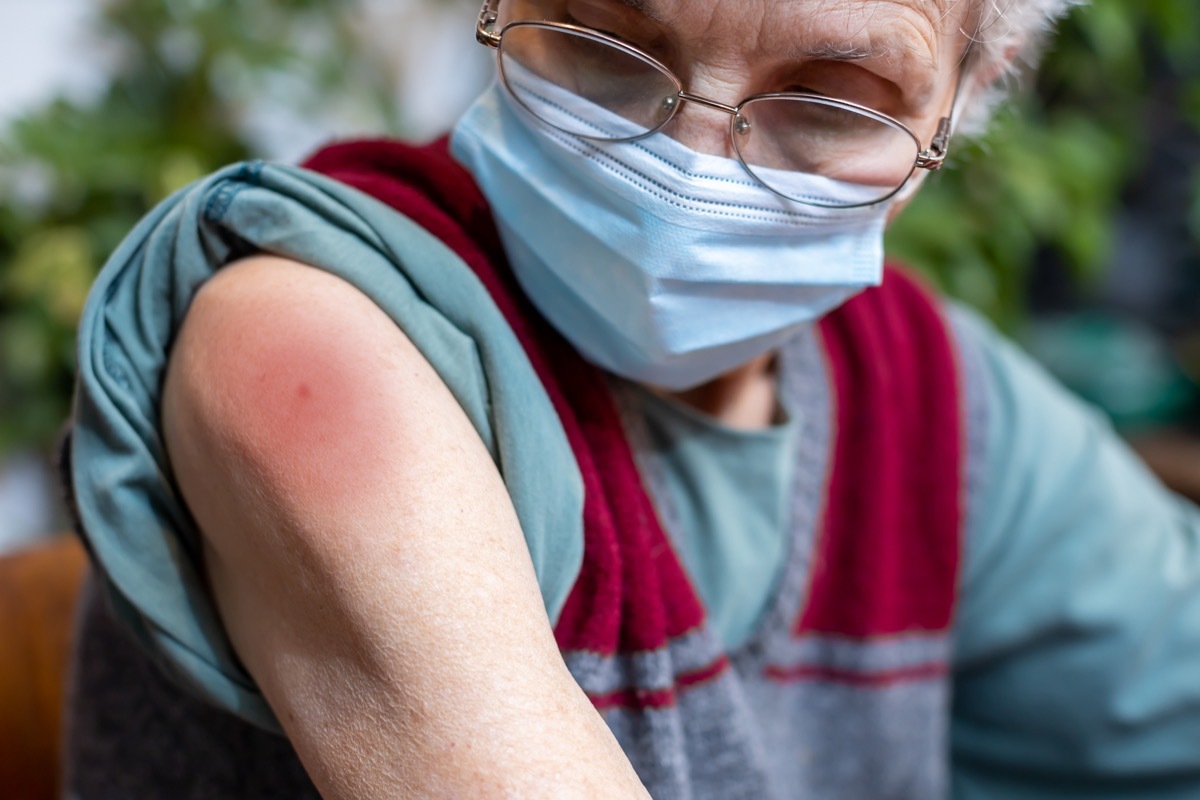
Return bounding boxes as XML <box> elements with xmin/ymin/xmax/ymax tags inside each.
<box><xmin>622</xmin><ymin>382</ymin><xmax>801</xmax><ymax>649</ymax></box>
<box><xmin>72</xmin><ymin>161</ymin><xmax>1200</xmax><ymax>795</ymax></box>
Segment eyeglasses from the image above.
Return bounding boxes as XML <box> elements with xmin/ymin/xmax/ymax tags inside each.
<box><xmin>475</xmin><ymin>0</ymin><xmax>963</xmax><ymax>209</ymax></box>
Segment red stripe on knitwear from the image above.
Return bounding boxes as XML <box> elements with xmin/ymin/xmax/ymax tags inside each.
<box><xmin>302</xmin><ymin>138</ymin><xmax>706</xmax><ymax>657</ymax></box>
<box><xmin>801</xmin><ymin>270</ymin><xmax>963</xmax><ymax>638</ymax></box>
<box><xmin>762</xmin><ymin>660</ymin><xmax>949</xmax><ymax>688</ymax></box>
<box><xmin>589</xmin><ymin>655</ymin><xmax>731</xmax><ymax>711</ymax></box>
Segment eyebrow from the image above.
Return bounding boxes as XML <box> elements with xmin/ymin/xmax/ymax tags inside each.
<box><xmin>593</xmin><ymin>0</ymin><xmax>944</xmax><ymax>99</ymax></box>
<box><xmin>623</xmin><ymin>0</ymin><xmax>942</xmax><ymax>72</ymax></box>
<box><xmin>801</xmin><ymin>42</ymin><xmax>877</xmax><ymax>61</ymax></box>
<box><xmin>618</xmin><ymin>0</ymin><xmax>668</xmax><ymax>23</ymax></box>
<box><xmin>796</xmin><ymin>39</ymin><xmax>938</xmax><ymax>74</ymax></box>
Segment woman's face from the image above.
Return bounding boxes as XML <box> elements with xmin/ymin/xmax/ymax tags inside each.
<box><xmin>499</xmin><ymin>0</ymin><xmax>974</xmax><ymax>159</ymax></box>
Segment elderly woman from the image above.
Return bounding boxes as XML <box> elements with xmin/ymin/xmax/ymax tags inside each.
<box><xmin>64</xmin><ymin>0</ymin><xmax>1200</xmax><ymax>797</ymax></box>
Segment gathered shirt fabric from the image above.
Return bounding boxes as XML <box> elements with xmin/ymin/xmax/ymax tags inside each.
<box><xmin>67</xmin><ymin>159</ymin><xmax>1200</xmax><ymax>797</ymax></box>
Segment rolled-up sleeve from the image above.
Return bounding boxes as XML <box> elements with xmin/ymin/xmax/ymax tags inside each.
<box><xmin>949</xmin><ymin>305</ymin><xmax>1200</xmax><ymax>798</ymax></box>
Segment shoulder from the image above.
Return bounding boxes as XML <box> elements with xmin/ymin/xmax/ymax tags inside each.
<box><xmin>946</xmin><ymin>303</ymin><xmax>1187</xmax><ymax>628</ymax></box>
<box><xmin>944</xmin><ymin>302</ymin><xmax>1116</xmax><ymax>486</ymax></box>
<box><xmin>163</xmin><ymin>254</ymin><xmax>482</xmax><ymax>513</ymax></box>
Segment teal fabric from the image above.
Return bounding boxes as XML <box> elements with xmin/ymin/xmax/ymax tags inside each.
<box><xmin>627</xmin><ymin>383</ymin><xmax>800</xmax><ymax>649</ymax></box>
<box><xmin>71</xmin><ymin>160</ymin><xmax>584</xmax><ymax>732</ymax></box>
<box><xmin>948</xmin><ymin>305</ymin><xmax>1200</xmax><ymax>796</ymax></box>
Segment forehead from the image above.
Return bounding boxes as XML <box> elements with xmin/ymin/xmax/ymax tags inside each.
<box><xmin>615</xmin><ymin>0</ymin><xmax>971</xmax><ymax>68</ymax></box>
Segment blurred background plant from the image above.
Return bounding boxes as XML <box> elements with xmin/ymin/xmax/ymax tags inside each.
<box><xmin>0</xmin><ymin>0</ymin><xmax>1197</xmax><ymax>547</ymax></box>
<box><xmin>0</xmin><ymin>0</ymin><xmax>414</xmax><ymax>456</ymax></box>
<box><xmin>891</xmin><ymin>0</ymin><xmax>1200</xmax><ymax>326</ymax></box>
<box><xmin>888</xmin><ymin>0</ymin><xmax>1200</xmax><ymax>430</ymax></box>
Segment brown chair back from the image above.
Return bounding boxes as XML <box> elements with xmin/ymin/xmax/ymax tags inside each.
<box><xmin>0</xmin><ymin>536</ymin><xmax>88</xmax><ymax>800</ymax></box>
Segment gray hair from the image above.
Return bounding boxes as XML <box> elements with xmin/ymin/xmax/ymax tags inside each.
<box><xmin>959</xmin><ymin>0</ymin><xmax>1087</xmax><ymax>132</ymax></box>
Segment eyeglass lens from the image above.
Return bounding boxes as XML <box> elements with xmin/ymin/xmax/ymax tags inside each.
<box><xmin>498</xmin><ymin>23</ymin><xmax>922</xmax><ymax>207</ymax></box>
<box><xmin>500</xmin><ymin>25</ymin><xmax>679</xmax><ymax>139</ymax></box>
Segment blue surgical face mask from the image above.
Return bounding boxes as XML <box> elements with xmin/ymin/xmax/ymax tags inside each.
<box><xmin>450</xmin><ymin>72</ymin><xmax>894</xmax><ymax>391</ymax></box>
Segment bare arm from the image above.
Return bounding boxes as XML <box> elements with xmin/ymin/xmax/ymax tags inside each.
<box><xmin>162</xmin><ymin>256</ymin><xmax>648</xmax><ymax>799</ymax></box>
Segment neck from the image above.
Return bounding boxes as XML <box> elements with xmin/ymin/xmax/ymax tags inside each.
<box><xmin>660</xmin><ymin>353</ymin><xmax>779</xmax><ymax>430</ymax></box>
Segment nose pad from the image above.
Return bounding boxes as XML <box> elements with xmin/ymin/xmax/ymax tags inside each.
<box><xmin>661</xmin><ymin>99</ymin><xmax>739</xmax><ymax>160</ymax></box>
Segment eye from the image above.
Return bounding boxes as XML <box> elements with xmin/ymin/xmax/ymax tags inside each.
<box><xmin>775</xmin><ymin>62</ymin><xmax>900</xmax><ymax>116</ymax></box>
<box><xmin>797</xmin><ymin>100</ymin><xmax>872</xmax><ymax>129</ymax></box>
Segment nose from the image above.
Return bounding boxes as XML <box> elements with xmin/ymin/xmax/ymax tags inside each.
<box><xmin>663</xmin><ymin>94</ymin><xmax>740</xmax><ymax>158</ymax></box>
<box><xmin>661</xmin><ymin>72</ymin><xmax>744</xmax><ymax>159</ymax></box>
<box><xmin>664</xmin><ymin>97</ymin><xmax>739</xmax><ymax>159</ymax></box>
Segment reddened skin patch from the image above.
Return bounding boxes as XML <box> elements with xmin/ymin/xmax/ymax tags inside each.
<box><xmin>168</xmin><ymin>257</ymin><xmax>419</xmax><ymax>516</ymax></box>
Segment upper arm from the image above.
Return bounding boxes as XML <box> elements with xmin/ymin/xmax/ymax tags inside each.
<box><xmin>950</xmin><ymin>306</ymin><xmax>1200</xmax><ymax>796</ymax></box>
<box><xmin>162</xmin><ymin>255</ymin><xmax>646</xmax><ymax>799</ymax></box>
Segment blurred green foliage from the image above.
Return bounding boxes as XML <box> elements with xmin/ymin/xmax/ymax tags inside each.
<box><xmin>1</xmin><ymin>0</ymin><xmax>1198</xmax><ymax>457</ymax></box>
<box><xmin>888</xmin><ymin>0</ymin><xmax>1200</xmax><ymax>329</ymax></box>
<box><xmin>0</xmin><ymin>0</ymin><xmax>400</xmax><ymax>453</ymax></box>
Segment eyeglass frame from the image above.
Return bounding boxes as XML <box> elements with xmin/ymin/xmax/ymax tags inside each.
<box><xmin>474</xmin><ymin>0</ymin><xmax>970</xmax><ymax>208</ymax></box>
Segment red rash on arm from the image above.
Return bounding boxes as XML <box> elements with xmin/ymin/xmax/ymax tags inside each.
<box><xmin>233</xmin><ymin>334</ymin><xmax>381</xmax><ymax>502</ymax></box>
<box><xmin>178</xmin><ymin>266</ymin><xmax>428</xmax><ymax>514</ymax></box>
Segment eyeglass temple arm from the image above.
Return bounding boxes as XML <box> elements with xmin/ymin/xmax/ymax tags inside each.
<box><xmin>916</xmin><ymin>118</ymin><xmax>953</xmax><ymax>171</ymax></box>
<box><xmin>916</xmin><ymin>41</ymin><xmax>975</xmax><ymax>172</ymax></box>
<box><xmin>477</xmin><ymin>0</ymin><xmax>502</xmax><ymax>47</ymax></box>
